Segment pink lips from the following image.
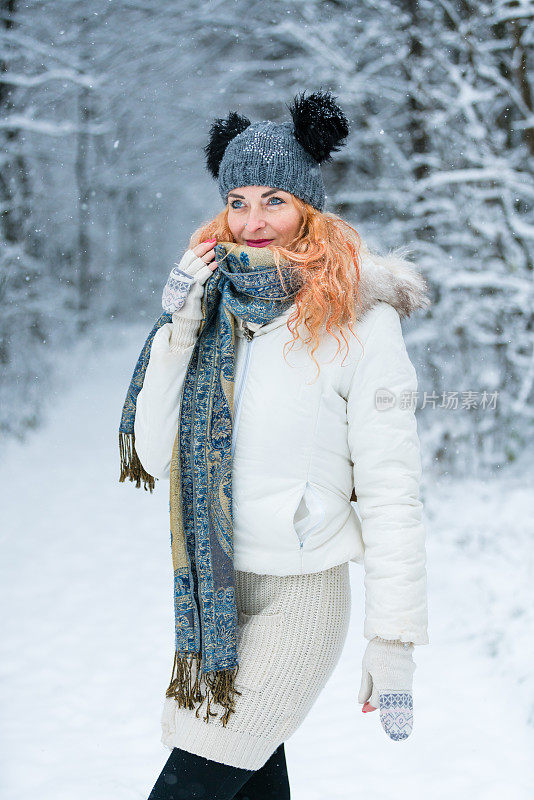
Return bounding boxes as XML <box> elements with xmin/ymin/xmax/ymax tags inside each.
<box><xmin>245</xmin><ymin>239</ymin><xmax>273</xmax><ymax>247</ymax></box>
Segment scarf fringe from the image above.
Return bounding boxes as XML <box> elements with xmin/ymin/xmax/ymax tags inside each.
<box><xmin>165</xmin><ymin>650</ymin><xmax>242</xmax><ymax>727</ymax></box>
<box><xmin>119</xmin><ymin>431</ymin><xmax>156</xmax><ymax>492</ymax></box>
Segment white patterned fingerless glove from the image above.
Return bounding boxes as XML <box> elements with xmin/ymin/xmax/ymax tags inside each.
<box><xmin>161</xmin><ymin>249</ymin><xmax>214</xmax><ymax>317</ymax></box>
<box><xmin>161</xmin><ymin>265</ymin><xmax>195</xmax><ymax>314</ymax></box>
<box><xmin>358</xmin><ymin>636</ymin><xmax>416</xmax><ymax>741</ymax></box>
<box><xmin>162</xmin><ymin>249</ymin><xmax>218</xmax><ymax>352</ymax></box>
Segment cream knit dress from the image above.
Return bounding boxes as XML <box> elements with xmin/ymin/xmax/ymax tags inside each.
<box><xmin>161</xmin><ymin>562</ymin><xmax>352</xmax><ymax>770</ymax></box>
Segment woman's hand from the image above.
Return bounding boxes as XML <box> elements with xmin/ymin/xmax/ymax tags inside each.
<box><xmin>162</xmin><ymin>239</ymin><xmax>219</xmax><ymax>315</ymax></box>
<box><xmin>184</xmin><ymin>238</ymin><xmax>220</xmax><ymax>282</ymax></box>
<box><xmin>358</xmin><ymin>637</ymin><xmax>416</xmax><ymax>740</ymax></box>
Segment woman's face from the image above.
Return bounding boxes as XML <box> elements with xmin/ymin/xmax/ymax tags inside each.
<box><xmin>227</xmin><ymin>185</ymin><xmax>302</xmax><ymax>249</ymax></box>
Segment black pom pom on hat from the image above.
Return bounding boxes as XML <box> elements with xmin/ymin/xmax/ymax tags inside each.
<box><xmin>204</xmin><ymin>111</ymin><xmax>252</xmax><ymax>179</ymax></box>
<box><xmin>287</xmin><ymin>89</ymin><xmax>350</xmax><ymax>164</ymax></box>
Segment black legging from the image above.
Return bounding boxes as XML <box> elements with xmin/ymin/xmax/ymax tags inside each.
<box><xmin>147</xmin><ymin>742</ymin><xmax>291</xmax><ymax>799</ymax></box>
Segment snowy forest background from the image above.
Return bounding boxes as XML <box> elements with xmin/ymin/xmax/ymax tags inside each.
<box><xmin>2</xmin><ymin>0</ymin><xmax>533</xmax><ymax>474</ymax></box>
<box><xmin>2</xmin><ymin>2</ymin><xmax>534</xmax><ymax>799</ymax></box>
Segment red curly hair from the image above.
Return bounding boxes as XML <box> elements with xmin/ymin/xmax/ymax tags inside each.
<box><xmin>188</xmin><ymin>196</ymin><xmax>369</xmax><ymax>380</ymax></box>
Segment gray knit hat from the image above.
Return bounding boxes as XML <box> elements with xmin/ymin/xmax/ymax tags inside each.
<box><xmin>204</xmin><ymin>90</ymin><xmax>350</xmax><ymax>213</ymax></box>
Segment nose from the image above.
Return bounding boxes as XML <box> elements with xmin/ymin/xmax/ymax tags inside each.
<box><xmin>244</xmin><ymin>210</ymin><xmax>267</xmax><ymax>233</ymax></box>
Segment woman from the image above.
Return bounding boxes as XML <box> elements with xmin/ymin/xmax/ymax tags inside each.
<box><xmin>119</xmin><ymin>90</ymin><xmax>430</xmax><ymax>800</ymax></box>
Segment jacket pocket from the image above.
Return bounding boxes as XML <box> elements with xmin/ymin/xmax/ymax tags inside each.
<box><xmin>292</xmin><ymin>480</ymin><xmax>327</xmax><ymax>548</ymax></box>
<box><xmin>235</xmin><ymin>610</ymin><xmax>285</xmax><ymax>692</ymax></box>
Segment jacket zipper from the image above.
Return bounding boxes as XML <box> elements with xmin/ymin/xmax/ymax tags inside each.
<box><xmin>231</xmin><ymin>323</ymin><xmax>255</xmax><ymax>458</ymax></box>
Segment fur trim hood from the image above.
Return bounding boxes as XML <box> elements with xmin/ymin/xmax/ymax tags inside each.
<box><xmin>354</xmin><ymin>241</ymin><xmax>431</xmax><ymax>322</ymax></box>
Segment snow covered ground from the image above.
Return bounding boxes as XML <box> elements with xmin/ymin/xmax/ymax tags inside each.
<box><xmin>1</xmin><ymin>322</ymin><xmax>533</xmax><ymax>800</ymax></box>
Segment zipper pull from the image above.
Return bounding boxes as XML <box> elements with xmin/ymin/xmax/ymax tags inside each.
<box><xmin>242</xmin><ymin>321</ymin><xmax>255</xmax><ymax>341</ymax></box>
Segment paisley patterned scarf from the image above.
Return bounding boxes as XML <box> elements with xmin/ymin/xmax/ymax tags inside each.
<box><xmin>119</xmin><ymin>242</ymin><xmax>303</xmax><ymax>725</ymax></box>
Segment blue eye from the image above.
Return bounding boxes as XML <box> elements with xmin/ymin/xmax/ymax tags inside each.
<box><xmin>230</xmin><ymin>197</ymin><xmax>285</xmax><ymax>209</ymax></box>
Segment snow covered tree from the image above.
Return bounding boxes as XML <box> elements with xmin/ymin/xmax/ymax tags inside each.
<box><xmin>1</xmin><ymin>0</ymin><xmax>532</xmax><ymax>475</ymax></box>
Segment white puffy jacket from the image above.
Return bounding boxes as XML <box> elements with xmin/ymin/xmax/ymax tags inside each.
<box><xmin>134</xmin><ymin>249</ymin><xmax>431</xmax><ymax>645</ymax></box>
